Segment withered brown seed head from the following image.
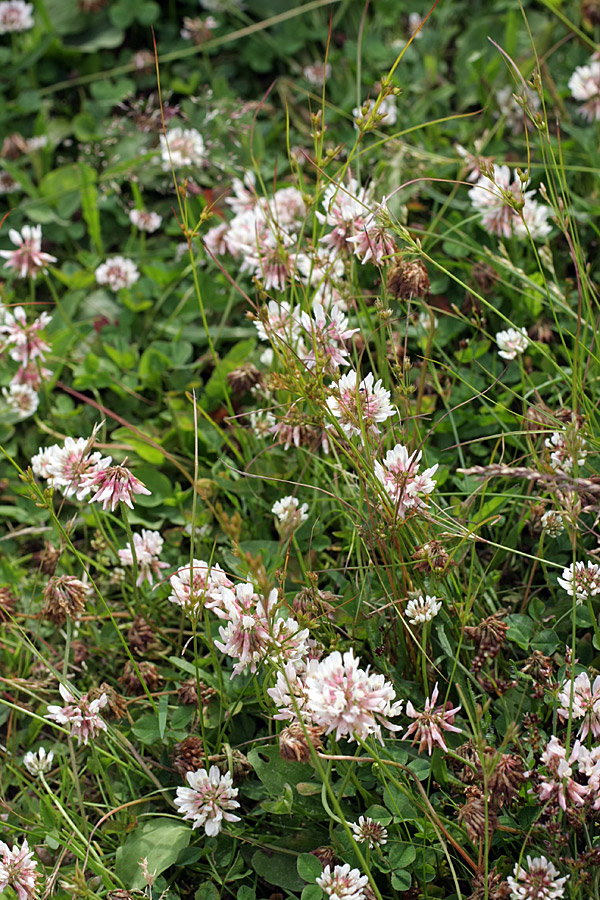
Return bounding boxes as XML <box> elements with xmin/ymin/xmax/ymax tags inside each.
<box><xmin>488</xmin><ymin>753</ymin><xmax>525</xmax><ymax>807</ymax></box>
<box><xmin>90</xmin><ymin>683</ymin><xmax>127</xmax><ymax>720</ymax></box>
<box><xmin>77</xmin><ymin>0</ymin><xmax>107</xmax><ymax>11</ymax></box>
<box><xmin>292</xmin><ymin>584</ymin><xmax>335</xmax><ymax>623</ymax></box>
<box><xmin>172</xmin><ymin>736</ymin><xmax>205</xmax><ymax>777</ymax></box>
<box><xmin>310</xmin><ymin>846</ymin><xmax>339</xmax><ymax>868</ymax></box>
<box><xmin>457</xmin><ymin>786</ymin><xmax>499</xmax><ymax>843</ymax></box>
<box><xmin>387</xmin><ymin>259</ymin><xmax>430</xmax><ymax>300</ymax></box>
<box><xmin>468</xmin><ymin>867</ymin><xmax>511</xmax><ymax>900</ymax></box>
<box><xmin>33</xmin><ymin>541</ymin><xmax>61</xmax><ymax>576</ymax></box>
<box><xmin>43</xmin><ymin>575</ymin><xmax>90</xmax><ymax>625</ymax></box>
<box><xmin>411</xmin><ymin>540</ymin><xmax>455</xmax><ymax>575</ymax></box>
<box><xmin>118</xmin><ymin>660</ymin><xmax>163</xmax><ymax>695</ymax></box>
<box><xmin>464</xmin><ymin>613</ymin><xmax>508</xmax><ymax>672</ymax></box>
<box><xmin>521</xmin><ymin>650</ymin><xmax>555</xmax><ymax>699</ymax></box>
<box><xmin>209</xmin><ymin>749</ymin><xmax>253</xmax><ymax>780</ymax></box>
<box><xmin>227</xmin><ymin>363</ymin><xmax>262</xmax><ymax>394</ymax></box>
<box><xmin>0</xmin><ymin>586</ymin><xmax>16</xmax><ymax>624</ymax></box>
<box><xmin>127</xmin><ymin>616</ymin><xmax>161</xmax><ymax>656</ymax></box>
<box><xmin>177</xmin><ymin>678</ymin><xmax>217</xmax><ymax>708</ymax></box>
<box><xmin>279</xmin><ymin>723</ymin><xmax>324</xmax><ymax>762</ymax></box>
<box><xmin>70</xmin><ymin>641</ymin><xmax>88</xmax><ymax>665</ymax></box>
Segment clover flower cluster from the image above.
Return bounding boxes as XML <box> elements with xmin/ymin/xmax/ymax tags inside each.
<box><xmin>536</xmin><ymin>735</ymin><xmax>590</xmax><ymax>811</ymax></box>
<box><xmin>468</xmin><ymin>164</ymin><xmax>551</xmax><ymax>241</ymax></box>
<box><xmin>557</xmin><ymin>560</ymin><xmax>600</xmax><ymax>605</ymax></box>
<box><xmin>0</xmin><ymin>1</ymin><xmax>34</xmax><ymax>34</ymax></box>
<box><xmin>374</xmin><ymin>444</ymin><xmax>439</xmax><ymax>520</ymax></box>
<box><xmin>95</xmin><ymin>256</ymin><xmax>140</xmax><ymax>291</ymax></box>
<box><xmin>506</xmin><ymin>855</ymin><xmax>568</xmax><ymax>900</ymax></box>
<box><xmin>32</xmin><ymin>430</ymin><xmax>151</xmax><ymax>511</ymax></box>
<box><xmin>45</xmin><ymin>683</ymin><xmax>107</xmax><ymax>746</ymax></box>
<box><xmin>327</xmin><ymin>370</ymin><xmax>396</xmax><ymax>439</ymax></box>
<box><xmin>175</xmin><ymin>765</ymin><xmax>241</xmax><ymax>836</ymax></box>
<box><xmin>0</xmin><ymin>839</ymin><xmax>39</xmax><ymax>900</ymax></box>
<box><xmin>568</xmin><ymin>55</ymin><xmax>600</xmax><ymax>122</ymax></box>
<box><xmin>268</xmin><ymin>647</ymin><xmax>404</xmax><ymax>744</ymax></box>
<box><xmin>118</xmin><ymin>530</ymin><xmax>169</xmax><ymax>587</ymax></box>
<box><xmin>545</xmin><ymin>424</ymin><xmax>587</xmax><ymax>473</ymax></box>
<box><xmin>0</xmin><ymin>302</ymin><xmax>52</xmax><ymax>419</ymax></box>
<box><xmin>403</xmin><ymin>683</ymin><xmax>462</xmax><ymax>755</ymax></box>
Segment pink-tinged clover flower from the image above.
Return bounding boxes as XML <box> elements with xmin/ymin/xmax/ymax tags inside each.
<box><xmin>402</xmin><ymin>682</ymin><xmax>462</xmax><ymax>754</ymax></box>
<box><xmin>346</xmin><ymin>199</ymin><xmax>397</xmax><ymax>265</ymax></box>
<box><xmin>0</xmin><ymin>839</ymin><xmax>39</xmax><ymax>900</ymax></box>
<box><xmin>2</xmin><ymin>383</ymin><xmax>38</xmax><ymax>419</ymax></box>
<box><xmin>545</xmin><ymin>426</ymin><xmax>587</xmax><ymax>473</ymax></box>
<box><xmin>160</xmin><ymin>127</ymin><xmax>206</xmax><ymax>171</ymax></box>
<box><xmin>0</xmin><ymin>305</ymin><xmax>51</xmax><ymax>364</ymax></box>
<box><xmin>303</xmin><ymin>647</ymin><xmax>403</xmax><ymax>743</ymax></box>
<box><xmin>568</xmin><ymin>58</ymin><xmax>600</xmax><ymax>122</ymax></box>
<box><xmin>507</xmin><ymin>855</ymin><xmax>568</xmax><ymax>900</ymax></box>
<box><xmin>45</xmin><ymin>683</ymin><xmax>107</xmax><ymax>746</ymax></box>
<box><xmin>327</xmin><ymin>369</ymin><xmax>395</xmax><ymax>439</ymax></box>
<box><xmin>31</xmin><ymin>433</ymin><xmax>111</xmax><ymax>500</ymax></box>
<box><xmin>557</xmin><ymin>560</ymin><xmax>600</xmax><ymax>605</ymax></box>
<box><xmin>272</xmin><ymin>496</ymin><xmax>309</xmax><ymax>539</ymax></box>
<box><xmin>316</xmin><ymin>177</ymin><xmax>372</xmax><ymax>253</ymax></box>
<box><xmin>405</xmin><ymin>594</ymin><xmax>442</xmax><ymax>624</ymax></box>
<box><xmin>81</xmin><ymin>464</ymin><xmax>151</xmax><ymax>512</ymax></box>
<box><xmin>168</xmin><ymin>560</ymin><xmax>233</xmax><ymax>614</ymax></box>
<box><xmin>174</xmin><ymin>765</ymin><xmax>241</xmax><ymax>836</ymax></box>
<box><xmin>0</xmin><ymin>225</ymin><xmax>56</xmax><ymax>279</ymax></box>
<box><xmin>496</xmin><ymin>327</ymin><xmax>528</xmax><ymax>361</ymax></box>
<box><xmin>129</xmin><ymin>209</ymin><xmax>162</xmax><ymax>233</ymax></box>
<box><xmin>300</xmin><ymin>302</ymin><xmax>359</xmax><ymax>370</ymax></box>
<box><xmin>351</xmin><ymin>816</ymin><xmax>388</xmax><ymax>847</ymax></box>
<box><xmin>118</xmin><ymin>530</ymin><xmax>169</xmax><ymax>587</ymax></box>
<box><xmin>557</xmin><ymin>671</ymin><xmax>600</xmax><ymax>739</ymax></box>
<box><xmin>95</xmin><ymin>256</ymin><xmax>139</xmax><ymax>291</ymax></box>
<box><xmin>374</xmin><ymin>444</ymin><xmax>438</xmax><ymax>519</ymax></box>
<box><xmin>316</xmin><ymin>863</ymin><xmax>369</xmax><ymax>900</ymax></box>
<box><xmin>468</xmin><ymin>165</ymin><xmax>551</xmax><ymax>240</ymax></box>
<box><xmin>537</xmin><ymin>735</ymin><xmax>588</xmax><ymax>811</ymax></box>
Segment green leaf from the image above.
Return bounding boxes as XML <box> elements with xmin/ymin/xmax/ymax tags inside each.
<box><xmin>131</xmin><ymin>466</ymin><xmax>173</xmax><ymax>508</ymax></box>
<box><xmin>158</xmin><ymin>694</ymin><xmax>168</xmax><ymax>740</ymax></box>
<box><xmin>79</xmin><ymin>163</ymin><xmax>102</xmax><ymax>254</ymax></box>
<box><xmin>388</xmin><ymin>842</ymin><xmax>417</xmax><ymax>870</ymax></box>
<box><xmin>115</xmin><ymin>819</ymin><xmax>191</xmax><ymax>888</ymax></box>
<box><xmin>364</xmin><ymin>804</ymin><xmax>392</xmax><ymax>825</ymax></box>
<box><xmin>383</xmin><ymin>782</ymin><xmax>419</xmax><ymax>820</ymax></box>
<box><xmin>251</xmin><ymin>851</ymin><xmax>305</xmax><ymax>892</ymax></box>
<box><xmin>301</xmin><ymin>886</ymin><xmax>323</xmax><ymax>900</ymax></box>
<box><xmin>261</xmin><ymin>783</ymin><xmax>293</xmax><ymax>815</ymax></box>
<box><xmin>247</xmin><ymin>745</ymin><xmax>312</xmax><ymax>797</ymax></box>
<box><xmin>297</xmin><ymin>853</ymin><xmax>323</xmax><ymax>883</ymax></box>
<box><xmin>407</xmin><ymin>758</ymin><xmax>431</xmax><ymax>781</ymax></box>
<box><xmin>531</xmin><ymin>629</ymin><xmax>559</xmax><ymax>656</ymax></box>
<box><xmin>505</xmin><ymin>614</ymin><xmax>534</xmax><ymax>651</ymax></box>
<box><xmin>391</xmin><ymin>870</ymin><xmax>411</xmax><ymax>891</ymax></box>
<box><xmin>195</xmin><ymin>883</ymin><xmax>219</xmax><ymax>900</ymax></box>
<box><xmin>237</xmin><ymin>888</ymin><xmax>256</xmax><ymax>900</ymax></box>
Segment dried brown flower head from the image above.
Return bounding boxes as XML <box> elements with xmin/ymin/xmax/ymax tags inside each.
<box><xmin>521</xmin><ymin>650</ymin><xmax>556</xmax><ymax>698</ymax></box>
<box><xmin>387</xmin><ymin>259</ymin><xmax>430</xmax><ymax>300</ymax></box>
<box><xmin>177</xmin><ymin>678</ymin><xmax>218</xmax><ymax>709</ymax></box>
<box><xmin>292</xmin><ymin>576</ymin><xmax>335</xmax><ymax>622</ymax></box>
<box><xmin>310</xmin><ymin>846</ymin><xmax>339</xmax><ymax>869</ymax></box>
<box><xmin>172</xmin><ymin>736</ymin><xmax>205</xmax><ymax>777</ymax></box>
<box><xmin>227</xmin><ymin>363</ymin><xmax>261</xmax><ymax>394</ymax></box>
<box><xmin>0</xmin><ymin>586</ymin><xmax>16</xmax><ymax>624</ymax></box>
<box><xmin>488</xmin><ymin>753</ymin><xmax>525</xmax><ymax>806</ymax></box>
<box><xmin>457</xmin><ymin>786</ymin><xmax>498</xmax><ymax>844</ymax></box>
<box><xmin>468</xmin><ymin>866</ymin><xmax>511</xmax><ymax>900</ymax></box>
<box><xmin>90</xmin><ymin>683</ymin><xmax>127</xmax><ymax>720</ymax></box>
<box><xmin>209</xmin><ymin>748</ymin><xmax>253</xmax><ymax>780</ymax></box>
<box><xmin>464</xmin><ymin>613</ymin><xmax>508</xmax><ymax>672</ymax></box>
<box><xmin>279</xmin><ymin>723</ymin><xmax>324</xmax><ymax>762</ymax></box>
<box><xmin>33</xmin><ymin>541</ymin><xmax>61</xmax><ymax>576</ymax></box>
<box><xmin>118</xmin><ymin>660</ymin><xmax>163</xmax><ymax>696</ymax></box>
<box><xmin>43</xmin><ymin>575</ymin><xmax>90</xmax><ymax>625</ymax></box>
<box><xmin>412</xmin><ymin>540</ymin><xmax>455</xmax><ymax>575</ymax></box>
<box><xmin>127</xmin><ymin>616</ymin><xmax>162</xmax><ymax>656</ymax></box>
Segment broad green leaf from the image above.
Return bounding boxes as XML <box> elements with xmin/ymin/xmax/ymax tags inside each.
<box><xmin>115</xmin><ymin>819</ymin><xmax>191</xmax><ymax>888</ymax></box>
<box><xmin>297</xmin><ymin>853</ymin><xmax>323</xmax><ymax>883</ymax></box>
<box><xmin>251</xmin><ymin>850</ymin><xmax>305</xmax><ymax>892</ymax></box>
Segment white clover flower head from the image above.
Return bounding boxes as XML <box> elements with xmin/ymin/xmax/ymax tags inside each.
<box><xmin>168</xmin><ymin>560</ymin><xmax>233</xmax><ymax>614</ymax></box>
<box><xmin>540</xmin><ymin>509</ymin><xmax>565</xmax><ymax>538</ymax></box>
<box><xmin>2</xmin><ymin>383</ymin><xmax>38</xmax><ymax>419</ymax></box>
<box><xmin>160</xmin><ymin>126</ymin><xmax>206</xmax><ymax>171</ymax></box>
<box><xmin>351</xmin><ymin>816</ymin><xmax>388</xmax><ymax>847</ymax></box>
<box><xmin>557</xmin><ymin>671</ymin><xmax>600</xmax><ymax>740</ymax></box>
<box><xmin>557</xmin><ymin>560</ymin><xmax>600</xmax><ymax>605</ymax></box>
<box><xmin>0</xmin><ymin>171</ymin><xmax>19</xmax><ymax>193</ymax></box>
<box><xmin>506</xmin><ymin>855</ymin><xmax>568</xmax><ymax>900</ymax></box>
<box><xmin>45</xmin><ymin>684</ymin><xmax>108</xmax><ymax>746</ymax></box>
<box><xmin>374</xmin><ymin>443</ymin><xmax>438</xmax><ymax>519</ymax></box>
<box><xmin>129</xmin><ymin>209</ymin><xmax>162</xmax><ymax>233</ymax></box>
<box><xmin>174</xmin><ymin>765</ymin><xmax>241</xmax><ymax>836</ymax></box>
<box><xmin>545</xmin><ymin>426</ymin><xmax>587</xmax><ymax>473</ymax></box>
<box><xmin>403</xmin><ymin>682</ymin><xmax>462</xmax><ymax>754</ymax></box>
<box><xmin>468</xmin><ymin>164</ymin><xmax>550</xmax><ymax>240</ymax></box>
<box><xmin>118</xmin><ymin>530</ymin><xmax>169</xmax><ymax>587</ymax></box>
<box><xmin>496</xmin><ymin>327</ymin><xmax>528</xmax><ymax>360</ymax></box>
<box><xmin>95</xmin><ymin>256</ymin><xmax>139</xmax><ymax>291</ymax></box>
<box><xmin>327</xmin><ymin>370</ymin><xmax>395</xmax><ymax>439</ymax></box>
<box><xmin>0</xmin><ymin>304</ymin><xmax>51</xmax><ymax>365</ymax></box>
<box><xmin>568</xmin><ymin>59</ymin><xmax>600</xmax><ymax>122</ymax></box>
<box><xmin>0</xmin><ymin>1</ymin><xmax>34</xmax><ymax>33</ymax></box>
<box><xmin>302</xmin><ymin>61</ymin><xmax>332</xmax><ymax>85</ymax></box>
<box><xmin>23</xmin><ymin>747</ymin><xmax>54</xmax><ymax>777</ymax></box>
<box><xmin>81</xmin><ymin>464</ymin><xmax>151</xmax><ymax>512</ymax></box>
<box><xmin>405</xmin><ymin>594</ymin><xmax>442</xmax><ymax>624</ymax></box>
<box><xmin>495</xmin><ymin>84</ymin><xmax>542</xmax><ymax>131</ymax></box>
<box><xmin>303</xmin><ymin>647</ymin><xmax>403</xmax><ymax>743</ymax></box>
<box><xmin>31</xmin><ymin>433</ymin><xmax>111</xmax><ymax>500</ymax></box>
<box><xmin>272</xmin><ymin>495</ymin><xmax>309</xmax><ymax>538</ymax></box>
<box><xmin>0</xmin><ymin>839</ymin><xmax>39</xmax><ymax>900</ymax></box>
<box><xmin>0</xmin><ymin>225</ymin><xmax>56</xmax><ymax>279</ymax></box>
<box><xmin>316</xmin><ymin>863</ymin><xmax>369</xmax><ymax>900</ymax></box>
